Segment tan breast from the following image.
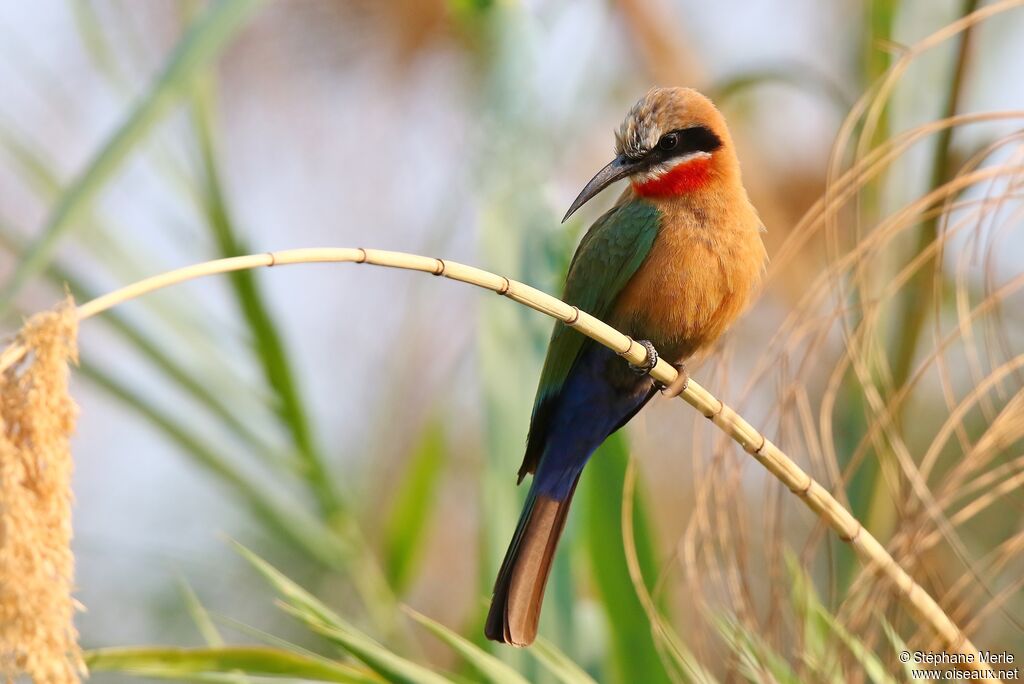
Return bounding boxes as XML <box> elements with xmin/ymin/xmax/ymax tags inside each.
<box><xmin>611</xmin><ymin>199</ymin><xmax>766</xmax><ymax>363</ymax></box>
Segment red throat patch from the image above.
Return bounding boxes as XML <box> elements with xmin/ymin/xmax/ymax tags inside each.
<box><xmin>632</xmin><ymin>156</ymin><xmax>714</xmax><ymax>198</ymax></box>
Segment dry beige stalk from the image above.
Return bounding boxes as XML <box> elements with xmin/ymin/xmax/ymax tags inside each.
<box><xmin>0</xmin><ymin>247</ymin><xmax>995</xmax><ymax>675</ymax></box>
<box><xmin>0</xmin><ymin>299</ymin><xmax>84</xmax><ymax>684</ymax></box>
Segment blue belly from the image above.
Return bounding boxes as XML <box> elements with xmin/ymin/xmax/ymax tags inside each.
<box><xmin>532</xmin><ymin>343</ymin><xmax>655</xmax><ymax>500</ymax></box>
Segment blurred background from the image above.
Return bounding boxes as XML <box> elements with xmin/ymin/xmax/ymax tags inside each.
<box><xmin>1</xmin><ymin>0</ymin><xmax>1022</xmax><ymax>681</ymax></box>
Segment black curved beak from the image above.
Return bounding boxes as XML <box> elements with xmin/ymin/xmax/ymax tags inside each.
<box><xmin>562</xmin><ymin>154</ymin><xmax>645</xmax><ymax>223</ymax></box>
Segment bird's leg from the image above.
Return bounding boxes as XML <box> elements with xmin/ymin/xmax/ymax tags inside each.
<box><xmin>628</xmin><ymin>339</ymin><xmax>659</xmax><ymax>375</ymax></box>
<box><xmin>626</xmin><ymin>341</ymin><xmax>689</xmax><ymax>397</ymax></box>
<box><xmin>660</xmin><ymin>362</ymin><xmax>689</xmax><ymax>398</ymax></box>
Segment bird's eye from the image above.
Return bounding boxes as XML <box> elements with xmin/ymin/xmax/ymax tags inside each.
<box><xmin>658</xmin><ymin>133</ymin><xmax>679</xmax><ymax>151</ymax></box>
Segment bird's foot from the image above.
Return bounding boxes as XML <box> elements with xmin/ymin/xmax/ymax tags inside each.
<box><xmin>660</xmin><ymin>363</ymin><xmax>689</xmax><ymax>398</ymax></box>
<box><xmin>628</xmin><ymin>339</ymin><xmax>659</xmax><ymax>375</ymax></box>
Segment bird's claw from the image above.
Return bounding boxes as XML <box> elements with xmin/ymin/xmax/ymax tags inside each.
<box><xmin>660</xmin><ymin>363</ymin><xmax>689</xmax><ymax>398</ymax></box>
<box><xmin>628</xmin><ymin>339</ymin><xmax>659</xmax><ymax>375</ymax></box>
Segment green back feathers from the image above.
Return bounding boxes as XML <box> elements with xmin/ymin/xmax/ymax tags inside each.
<box><xmin>517</xmin><ymin>199</ymin><xmax>660</xmax><ymax>479</ymax></box>
<box><xmin>537</xmin><ymin>199</ymin><xmax>661</xmax><ymax>401</ymax></box>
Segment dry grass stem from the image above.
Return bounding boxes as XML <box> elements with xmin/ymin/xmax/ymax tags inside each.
<box><xmin>0</xmin><ymin>247</ymin><xmax>994</xmax><ymax>674</ymax></box>
<box><xmin>689</xmin><ymin>6</ymin><xmax>1024</xmax><ymax>661</ymax></box>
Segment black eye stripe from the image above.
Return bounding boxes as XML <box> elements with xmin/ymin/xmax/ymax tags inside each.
<box><xmin>646</xmin><ymin>126</ymin><xmax>722</xmax><ymax>164</ymax></box>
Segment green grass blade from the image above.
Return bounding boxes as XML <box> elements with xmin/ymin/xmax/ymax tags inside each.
<box><xmin>711</xmin><ymin>64</ymin><xmax>852</xmax><ymax>113</ymax></box>
<box><xmin>866</xmin><ymin>0</ymin><xmax>899</xmax><ymax>82</ymax></box>
<box><xmin>293</xmin><ymin>613</ymin><xmax>454</xmax><ymax>684</ymax></box>
<box><xmin>404</xmin><ymin>606</ymin><xmax>530</xmax><ymax>684</ymax></box>
<box><xmin>528</xmin><ymin>638</ymin><xmax>599</xmax><ymax>684</ymax></box>
<box><xmin>71</xmin><ymin>0</ymin><xmax>129</xmax><ymax>90</ymax></box>
<box><xmin>649</xmin><ymin>618</ymin><xmax>719</xmax><ymax>684</ymax></box>
<box><xmin>582</xmin><ymin>433</ymin><xmax>669</xmax><ymax>684</ymax></box>
<box><xmin>873</xmin><ymin>0</ymin><xmax>979</xmax><ymax>536</ymax></box>
<box><xmin>233</xmin><ymin>541</ymin><xmax>346</xmax><ymax>624</ymax></box>
<box><xmin>786</xmin><ymin>553</ymin><xmax>837</xmax><ymax>682</ymax></box>
<box><xmin>190</xmin><ymin>80</ymin><xmax>341</xmax><ymax>519</ymax></box>
<box><xmin>64</xmin><ymin>281</ymin><xmax>274</xmax><ymax>457</ymax></box>
<box><xmin>0</xmin><ymin>122</ymin><xmax>201</xmax><ymax>329</ymax></box>
<box><xmin>114</xmin><ymin>674</ymin><xmax>244</xmax><ymax>684</ymax></box>
<box><xmin>619</xmin><ymin>460</ymin><xmax>717</xmax><ymax>684</ymax></box>
<box><xmin>789</xmin><ymin>556</ymin><xmax>896</xmax><ymax>684</ymax></box>
<box><xmin>811</xmin><ymin>608</ymin><xmax>895</xmax><ymax>684</ymax></box>
<box><xmin>72</xmin><ymin>0</ymin><xmax>206</xmax><ymax>207</ymax></box>
<box><xmin>78</xmin><ymin>360</ymin><xmax>350</xmax><ymax>569</ymax></box>
<box><xmin>382</xmin><ymin>423</ymin><xmax>446</xmax><ymax>592</ymax></box>
<box><xmin>178</xmin><ymin>579</ymin><xmax>226</xmax><ymax>647</ymax></box>
<box><xmin>714</xmin><ymin>615</ymin><xmax>801</xmax><ymax>684</ymax></box>
<box><xmin>192</xmin><ymin>80</ymin><xmax>399</xmax><ymax>634</ymax></box>
<box><xmin>177</xmin><ymin>583</ymin><xmax>254</xmax><ymax>684</ymax></box>
<box><xmin>86</xmin><ymin>305</ymin><xmax>277</xmax><ymax>457</ymax></box>
<box><xmin>84</xmin><ymin>646</ymin><xmax>380</xmax><ymax>683</ymax></box>
<box><xmin>0</xmin><ymin>135</ymin><xmax>282</xmax><ymax>463</ymax></box>
<box><xmin>210</xmin><ymin>613</ymin><xmax>340</xmax><ymax>663</ymax></box>
<box><xmin>878</xmin><ymin>614</ymin><xmax>916</xmax><ymax>682</ymax></box>
<box><xmin>787</xmin><ymin>551</ymin><xmax>901</xmax><ymax>684</ymax></box>
<box><xmin>2</xmin><ymin>0</ymin><xmax>264</xmax><ymax>307</ymax></box>
<box><xmin>234</xmin><ymin>543</ymin><xmax>451</xmax><ymax>684</ymax></box>
<box><xmin>0</xmin><ymin>125</ymin><xmax>60</xmax><ymax>196</ymax></box>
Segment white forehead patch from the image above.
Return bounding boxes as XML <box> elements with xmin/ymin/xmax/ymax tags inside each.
<box><xmin>615</xmin><ymin>99</ymin><xmax>662</xmax><ymax>159</ymax></box>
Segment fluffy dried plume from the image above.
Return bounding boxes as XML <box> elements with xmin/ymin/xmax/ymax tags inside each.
<box><xmin>0</xmin><ymin>299</ymin><xmax>84</xmax><ymax>684</ymax></box>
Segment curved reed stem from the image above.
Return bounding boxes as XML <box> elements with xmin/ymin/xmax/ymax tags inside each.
<box><xmin>0</xmin><ymin>247</ymin><xmax>994</xmax><ymax>674</ymax></box>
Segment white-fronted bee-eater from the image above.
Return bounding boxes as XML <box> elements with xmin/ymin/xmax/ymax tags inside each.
<box><xmin>486</xmin><ymin>87</ymin><xmax>768</xmax><ymax>646</ymax></box>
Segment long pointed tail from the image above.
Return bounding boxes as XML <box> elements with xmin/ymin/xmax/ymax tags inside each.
<box><xmin>485</xmin><ymin>477</ymin><xmax>580</xmax><ymax>646</ymax></box>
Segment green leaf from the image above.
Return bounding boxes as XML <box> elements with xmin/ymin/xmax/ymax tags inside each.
<box><xmin>383</xmin><ymin>423</ymin><xmax>446</xmax><ymax>592</ymax></box>
<box><xmin>866</xmin><ymin>0</ymin><xmax>900</xmax><ymax>80</ymax></box>
<box><xmin>193</xmin><ymin>85</ymin><xmax>399</xmax><ymax>629</ymax></box>
<box><xmin>811</xmin><ymin>609</ymin><xmax>896</xmax><ymax>684</ymax></box>
<box><xmin>649</xmin><ymin>619</ymin><xmax>719</xmax><ymax>684</ymax></box>
<box><xmin>71</xmin><ymin>0</ymin><xmax>129</xmax><ymax>91</ymax></box>
<box><xmin>0</xmin><ymin>145</ymin><xmax>273</xmax><ymax>459</ymax></box>
<box><xmin>582</xmin><ymin>433</ymin><xmax>669</xmax><ymax>684</ymax></box>
<box><xmin>78</xmin><ymin>361</ymin><xmax>351</xmax><ymax>570</ymax></box>
<box><xmin>711</xmin><ymin>64</ymin><xmax>852</xmax><ymax>113</ymax></box>
<box><xmin>0</xmin><ymin>126</ymin><xmax>60</xmax><ymax>196</ymax></box>
<box><xmin>210</xmin><ymin>612</ymin><xmax>342</xmax><ymax>663</ymax></box>
<box><xmin>2</xmin><ymin>0</ymin><xmax>264</xmax><ymax>307</ymax></box>
<box><xmin>714</xmin><ymin>615</ymin><xmax>801</xmax><ymax>684</ymax></box>
<box><xmin>85</xmin><ymin>646</ymin><xmax>381</xmax><ymax>683</ymax></box>
<box><xmin>786</xmin><ymin>553</ymin><xmax>838</xmax><ymax>681</ymax></box>
<box><xmin>404</xmin><ymin>606</ymin><xmax>530</xmax><ymax>684</ymax></box>
<box><xmin>528</xmin><ymin>638</ymin><xmax>599</xmax><ymax>684</ymax></box>
<box><xmin>619</xmin><ymin>460</ymin><xmax>717</xmax><ymax>684</ymax></box>
<box><xmin>190</xmin><ymin>77</ymin><xmax>341</xmax><ymax>519</ymax></box>
<box><xmin>787</xmin><ymin>555</ymin><xmax>896</xmax><ymax>684</ymax></box>
<box><xmin>878</xmin><ymin>614</ymin><xmax>916</xmax><ymax>681</ymax></box>
<box><xmin>178</xmin><ymin>579</ymin><xmax>225</xmax><ymax>647</ymax></box>
<box><xmin>234</xmin><ymin>542</ymin><xmax>452</xmax><ymax>684</ymax></box>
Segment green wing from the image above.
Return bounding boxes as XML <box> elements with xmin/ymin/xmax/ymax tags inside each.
<box><xmin>540</xmin><ymin>198</ymin><xmax>661</xmax><ymax>398</ymax></box>
<box><xmin>519</xmin><ymin>198</ymin><xmax>661</xmax><ymax>478</ymax></box>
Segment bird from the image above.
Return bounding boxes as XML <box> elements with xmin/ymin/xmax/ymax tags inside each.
<box><xmin>484</xmin><ymin>87</ymin><xmax>768</xmax><ymax>646</ymax></box>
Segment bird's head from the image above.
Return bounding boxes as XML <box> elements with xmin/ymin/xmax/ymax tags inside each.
<box><xmin>563</xmin><ymin>87</ymin><xmax>737</xmax><ymax>222</ymax></box>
